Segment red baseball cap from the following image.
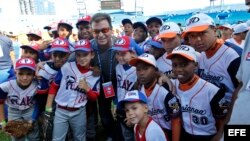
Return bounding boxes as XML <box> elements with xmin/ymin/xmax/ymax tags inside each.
<box><xmin>49</xmin><ymin>38</ymin><xmax>70</xmax><ymax>53</ymax></box>
<box><xmin>76</xmin><ymin>15</ymin><xmax>92</xmax><ymax>28</ymax></box>
<box><xmin>15</xmin><ymin>58</ymin><xmax>36</xmax><ymax>71</ymax></box>
<box><xmin>58</xmin><ymin>20</ymin><xmax>73</xmax><ymax>30</ymax></box>
<box><xmin>74</xmin><ymin>39</ymin><xmax>92</xmax><ymax>52</ymax></box>
<box><xmin>26</xmin><ymin>29</ymin><xmax>42</xmax><ymax>39</ymax></box>
<box><xmin>20</xmin><ymin>41</ymin><xmax>40</xmax><ymax>53</ymax></box>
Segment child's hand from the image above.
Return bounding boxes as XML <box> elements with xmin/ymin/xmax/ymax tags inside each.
<box><xmin>78</xmin><ymin>78</ymin><xmax>90</xmax><ymax>92</ymax></box>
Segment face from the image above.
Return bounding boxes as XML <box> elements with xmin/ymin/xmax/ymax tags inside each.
<box><xmin>187</xmin><ymin>27</ymin><xmax>217</xmax><ymax>52</ymax></box>
<box><xmin>125</xmin><ymin>102</ymin><xmax>148</xmax><ymax>125</ymax></box>
<box><xmin>123</xmin><ymin>23</ymin><xmax>133</xmax><ymax>36</ymax></box>
<box><xmin>147</xmin><ymin>21</ymin><xmax>161</xmax><ymax>38</ymax></box>
<box><xmin>75</xmin><ymin>51</ymin><xmax>94</xmax><ymax>68</ymax></box>
<box><xmin>161</xmin><ymin>36</ymin><xmax>181</xmax><ymax>53</ymax></box>
<box><xmin>22</xmin><ymin>48</ymin><xmax>38</xmax><ymax>62</ymax></box>
<box><xmin>58</xmin><ymin>25</ymin><xmax>71</xmax><ymax>38</ymax></box>
<box><xmin>92</xmin><ymin>20</ymin><xmax>112</xmax><ymax>46</ymax></box>
<box><xmin>51</xmin><ymin>51</ymin><xmax>69</xmax><ymax>68</ymax></box>
<box><xmin>78</xmin><ymin>23</ymin><xmax>93</xmax><ymax>40</ymax></box>
<box><xmin>133</xmin><ymin>27</ymin><xmax>147</xmax><ymax>43</ymax></box>
<box><xmin>221</xmin><ymin>28</ymin><xmax>233</xmax><ymax>39</ymax></box>
<box><xmin>115</xmin><ymin>51</ymin><xmax>136</xmax><ymax>65</ymax></box>
<box><xmin>15</xmin><ymin>68</ymin><xmax>34</xmax><ymax>88</ymax></box>
<box><xmin>136</xmin><ymin>62</ymin><xmax>156</xmax><ymax>87</ymax></box>
<box><xmin>148</xmin><ymin>47</ymin><xmax>165</xmax><ymax>59</ymax></box>
<box><xmin>171</xmin><ymin>55</ymin><xmax>197</xmax><ymax>84</ymax></box>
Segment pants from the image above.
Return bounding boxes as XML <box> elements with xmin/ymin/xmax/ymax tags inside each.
<box><xmin>8</xmin><ymin>106</ymin><xmax>40</xmax><ymax>141</ymax></box>
<box><xmin>53</xmin><ymin>106</ymin><xmax>86</xmax><ymax>141</ymax></box>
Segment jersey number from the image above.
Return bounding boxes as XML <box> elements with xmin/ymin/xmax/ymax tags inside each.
<box><xmin>192</xmin><ymin>115</ymin><xmax>208</xmax><ymax>125</ymax></box>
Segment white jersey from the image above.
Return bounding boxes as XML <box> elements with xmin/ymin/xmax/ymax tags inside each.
<box><xmin>55</xmin><ymin>62</ymin><xmax>100</xmax><ymax>108</ymax></box>
<box><xmin>156</xmin><ymin>52</ymin><xmax>172</xmax><ymax>75</ymax></box>
<box><xmin>198</xmin><ymin>44</ymin><xmax>239</xmax><ymax>103</ymax></box>
<box><xmin>38</xmin><ymin>62</ymin><xmax>58</xmax><ymax>81</ymax></box>
<box><xmin>172</xmin><ymin>77</ymin><xmax>220</xmax><ymax>135</ymax></box>
<box><xmin>0</xmin><ymin>79</ymin><xmax>37</xmax><ymax>110</ymax></box>
<box><xmin>226</xmin><ymin>38</ymin><xmax>245</xmax><ymax>49</ymax></box>
<box><xmin>134</xmin><ymin>118</ymin><xmax>167</xmax><ymax>141</ymax></box>
<box><xmin>140</xmin><ymin>84</ymin><xmax>180</xmax><ymax>130</ymax></box>
<box><xmin>116</xmin><ymin>64</ymin><xmax>137</xmax><ymax>102</ymax></box>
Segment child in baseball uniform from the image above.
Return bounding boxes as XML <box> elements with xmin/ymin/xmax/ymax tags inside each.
<box><xmin>36</xmin><ymin>37</ymin><xmax>70</xmax><ymax>115</ymax></box>
<box><xmin>111</xmin><ymin>36</ymin><xmax>138</xmax><ymax>141</ymax></box>
<box><xmin>118</xmin><ymin>90</ymin><xmax>167</xmax><ymax>141</ymax></box>
<box><xmin>129</xmin><ymin>53</ymin><xmax>181</xmax><ymax>141</ymax></box>
<box><xmin>20</xmin><ymin>42</ymin><xmax>40</xmax><ymax>63</ymax></box>
<box><xmin>167</xmin><ymin>45</ymin><xmax>226</xmax><ymax>141</ymax></box>
<box><xmin>0</xmin><ymin>58</ymin><xmax>40</xmax><ymax>141</ymax></box>
<box><xmin>45</xmin><ymin>39</ymin><xmax>100</xmax><ymax>141</ymax></box>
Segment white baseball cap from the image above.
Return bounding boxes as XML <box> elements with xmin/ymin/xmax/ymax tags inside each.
<box><xmin>167</xmin><ymin>45</ymin><xmax>197</xmax><ymax>62</ymax></box>
<box><xmin>182</xmin><ymin>13</ymin><xmax>215</xmax><ymax>38</ymax></box>
<box><xmin>159</xmin><ymin>22</ymin><xmax>182</xmax><ymax>38</ymax></box>
<box><xmin>129</xmin><ymin>53</ymin><xmax>156</xmax><ymax>67</ymax></box>
<box><xmin>233</xmin><ymin>23</ymin><xmax>249</xmax><ymax>34</ymax></box>
<box><xmin>218</xmin><ymin>24</ymin><xmax>232</xmax><ymax>30</ymax></box>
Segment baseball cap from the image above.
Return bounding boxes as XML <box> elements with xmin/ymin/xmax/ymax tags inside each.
<box><xmin>218</xmin><ymin>24</ymin><xmax>232</xmax><ymax>30</ymax></box>
<box><xmin>146</xmin><ymin>17</ymin><xmax>163</xmax><ymax>26</ymax></box>
<box><xmin>49</xmin><ymin>38</ymin><xmax>70</xmax><ymax>53</ymax></box>
<box><xmin>112</xmin><ymin>36</ymin><xmax>137</xmax><ymax>51</ymax></box>
<box><xmin>15</xmin><ymin>58</ymin><xmax>36</xmax><ymax>71</ymax></box>
<box><xmin>122</xmin><ymin>18</ymin><xmax>133</xmax><ymax>25</ymax></box>
<box><xmin>146</xmin><ymin>36</ymin><xmax>163</xmax><ymax>49</ymax></box>
<box><xmin>182</xmin><ymin>13</ymin><xmax>215</xmax><ymax>38</ymax></box>
<box><xmin>133</xmin><ymin>22</ymin><xmax>148</xmax><ymax>34</ymax></box>
<box><xmin>159</xmin><ymin>22</ymin><xmax>182</xmax><ymax>38</ymax></box>
<box><xmin>118</xmin><ymin>90</ymin><xmax>147</xmax><ymax>108</ymax></box>
<box><xmin>245</xmin><ymin>20</ymin><xmax>250</xmax><ymax>27</ymax></box>
<box><xmin>167</xmin><ymin>45</ymin><xmax>197</xmax><ymax>62</ymax></box>
<box><xmin>74</xmin><ymin>39</ymin><xmax>93</xmax><ymax>52</ymax></box>
<box><xmin>233</xmin><ymin>23</ymin><xmax>249</xmax><ymax>34</ymax></box>
<box><xmin>129</xmin><ymin>53</ymin><xmax>156</xmax><ymax>67</ymax></box>
<box><xmin>76</xmin><ymin>15</ymin><xmax>92</xmax><ymax>28</ymax></box>
<box><xmin>58</xmin><ymin>20</ymin><xmax>73</xmax><ymax>30</ymax></box>
<box><xmin>20</xmin><ymin>41</ymin><xmax>40</xmax><ymax>53</ymax></box>
<box><xmin>26</xmin><ymin>29</ymin><xmax>42</xmax><ymax>39</ymax></box>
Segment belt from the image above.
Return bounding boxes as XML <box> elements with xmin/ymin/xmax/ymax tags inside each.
<box><xmin>58</xmin><ymin>105</ymin><xmax>79</xmax><ymax>111</ymax></box>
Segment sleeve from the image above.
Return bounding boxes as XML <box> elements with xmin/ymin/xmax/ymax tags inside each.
<box><xmin>164</xmin><ymin>93</ymin><xmax>181</xmax><ymax>118</ymax></box>
<box><xmin>146</xmin><ymin>123</ymin><xmax>167</xmax><ymax>141</ymax></box>
<box><xmin>48</xmin><ymin>70</ymin><xmax>62</xmax><ymax>95</ymax></box>
<box><xmin>86</xmin><ymin>78</ymin><xmax>100</xmax><ymax>101</ymax></box>
<box><xmin>227</xmin><ymin>57</ymin><xmax>241</xmax><ymax>88</ymax></box>
<box><xmin>210</xmin><ymin>88</ymin><xmax>227</xmax><ymax>119</ymax></box>
<box><xmin>37</xmin><ymin>77</ymin><xmax>49</xmax><ymax>94</ymax></box>
<box><xmin>0</xmin><ymin>82</ymin><xmax>10</xmax><ymax>104</ymax></box>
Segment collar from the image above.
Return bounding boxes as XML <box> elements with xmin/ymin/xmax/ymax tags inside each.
<box><xmin>77</xmin><ymin>64</ymin><xmax>90</xmax><ymax>73</ymax></box>
<box><xmin>144</xmin><ymin>79</ymin><xmax>157</xmax><ymax>97</ymax></box>
<box><xmin>205</xmin><ymin>39</ymin><xmax>224</xmax><ymax>58</ymax></box>
<box><xmin>179</xmin><ymin>75</ymin><xmax>199</xmax><ymax>91</ymax></box>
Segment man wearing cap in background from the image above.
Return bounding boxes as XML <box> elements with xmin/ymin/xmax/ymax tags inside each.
<box><xmin>227</xmin><ymin>23</ymin><xmax>249</xmax><ymax>49</ymax></box>
<box><xmin>121</xmin><ymin>18</ymin><xmax>133</xmax><ymax>37</ymax></box>
<box><xmin>76</xmin><ymin>15</ymin><xmax>93</xmax><ymax>40</ymax></box>
<box><xmin>132</xmin><ymin>22</ymin><xmax>149</xmax><ymax>52</ymax></box>
<box><xmin>218</xmin><ymin>24</ymin><xmax>233</xmax><ymax>41</ymax></box>
<box><xmin>146</xmin><ymin>17</ymin><xmax>163</xmax><ymax>39</ymax></box>
<box><xmin>183</xmin><ymin>13</ymin><xmax>241</xmax><ymax>132</ymax></box>
<box><xmin>157</xmin><ymin>22</ymin><xmax>182</xmax><ymax>76</ymax></box>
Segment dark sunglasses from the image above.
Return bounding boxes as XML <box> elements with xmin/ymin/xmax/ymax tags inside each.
<box><xmin>93</xmin><ymin>27</ymin><xmax>110</xmax><ymax>34</ymax></box>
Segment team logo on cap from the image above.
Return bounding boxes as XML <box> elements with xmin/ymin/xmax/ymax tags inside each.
<box><xmin>76</xmin><ymin>40</ymin><xmax>88</xmax><ymax>46</ymax></box>
<box><xmin>174</xmin><ymin>45</ymin><xmax>190</xmax><ymax>51</ymax></box>
<box><xmin>127</xmin><ymin>91</ymin><xmax>137</xmax><ymax>96</ymax></box>
<box><xmin>187</xmin><ymin>17</ymin><xmax>200</xmax><ymax>26</ymax></box>
<box><xmin>115</xmin><ymin>38</ymin><xmax>126</xmax><ymax>45</ymax></box>
<box><xmin>160</xmin><ymin>25</ymin><xmax>171</xmax><ymax>32</ymax></box>
<box><xmin>53</xmin><ymin>39</ymin><xmax>67</xmax><ymax>46</ymax></box>
<box><xmin>18</xmin><ymin>58</ymin><xmax>34</xmax><ymax>65</ymax></box>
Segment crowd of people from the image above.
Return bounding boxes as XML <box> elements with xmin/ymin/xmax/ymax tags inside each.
<box><xmin>0</xmin><ymin>2</ymin><xmax>250</xmax><ymax>141</ymax></box>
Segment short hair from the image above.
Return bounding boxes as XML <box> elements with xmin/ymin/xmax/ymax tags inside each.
<box><xmin>91</xmin><ymin>13</ymin><xmax>113</xmax><ymax>29</ymax></box>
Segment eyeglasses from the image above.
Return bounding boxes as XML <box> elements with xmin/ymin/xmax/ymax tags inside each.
<box><xmin>93</xmin><ymin>27</ymin><xmax>110</xmax><ymax>34</ymax></box>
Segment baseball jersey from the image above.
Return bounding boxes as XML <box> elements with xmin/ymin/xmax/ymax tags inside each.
<box><xmin>226</xmin><ymin>38</ymin><xmax>245</xmax><ymax>49</ymax></box>
<box><xmin>116</xmin><ymin>64</ymin><xmax>137</xmax><ymax>102</ymax></box>
<box><xmin>54</xmin><ymin>62</ymin><xmax>100</xmax><ymax>108</ymax></box>
<box><xmin>134</xmin><ymin>118</ymin><xmax>167</xmax><ymax>141</ymax></box>
<box><xmin>37</xmin><ymin>62</ymin><xmax>59</xmax><ymax>94</ymax></box>
<box><xmin>156</xmin><ymin>52</ymin><xmax>172</xmax><ymax>75</ymax></box>
<box><xmin>197</xmin><ymin>43</ymin><xmax>240</xmax><ymax>105</ymax></box>
<box><xmin>0</xmin><ymin>79</ymin><xmax>37</xmax><ymax>110</ymax></box>
<box><xmin>140</xmin><ymin>83</ymin><xmax>180</xmax><ymax>130</ymax></box>
<box><xmin>172</xmin><ymin>76</ymin><xmax>225</xmax><ymax>135</ymax></box>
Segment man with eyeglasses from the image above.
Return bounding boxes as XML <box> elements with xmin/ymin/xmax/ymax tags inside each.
<box><xmin>182</xmin><ymin>13</ymin><xmax>241</xmax><ymax>141</ymax></box>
